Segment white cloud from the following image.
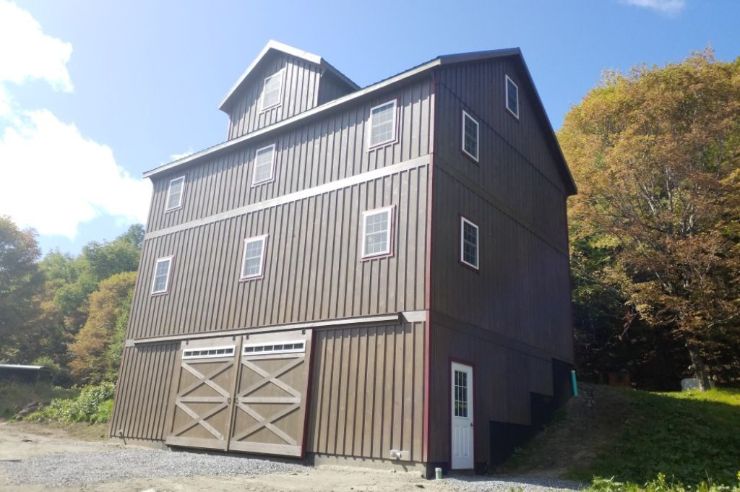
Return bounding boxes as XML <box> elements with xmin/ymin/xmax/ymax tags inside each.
<box><xmin>0</xmin><ymin>109</ymin><xmax>151</xmax><ymax>238</ymax></box>
<box><xmin>0</xmin><ymin>1</ymin><xmax>151</xmax><ymax>239</ymax></box>
<box><xmin>621</xmin><ymin>0</ymin><xmax>686</xmax><ymax>15</ymax></box>
<box><xmin>169</xmin><ymin>149</ymin><xmax>194</xmax><ymax>161</ymax></box>
<box><xmin>0</xmin><ymin>0</ymin><xmax>73</xmax><ymax>91</ymax></box>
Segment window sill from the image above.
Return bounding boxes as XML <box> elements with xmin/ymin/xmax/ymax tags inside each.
<box><xmin>506</xmin><ymin>106</ymin><xmax>520</xmax><ymax>120</ymax></box>
<box><xmin>239</xmin><ymin>275</ymin><xmax>264</xmax><ymax>282</ymax></box>
<box><xmin>361</xmin><ymin>251</ymin><xmax>394</xmax><ymax>261</ymax></box>
<box><xmin>459</xmin><ymin>259</ymin><xmax>480</xmax><ymax>273</ymax></box>
<box><xmin>251</xmin><ymin>177</ymin><xmax>275</xmax><ymax>188</ymax></box>
<box><xmin>259</xmin><ymin>103</ymin><xmax>282</xmax><ymax>114</ymax></box>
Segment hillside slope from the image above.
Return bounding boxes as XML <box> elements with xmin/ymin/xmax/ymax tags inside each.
<box><xmin>498</xmin><ymin>384</ymin><xmax>740</xmax><ymax>487</ymax></box>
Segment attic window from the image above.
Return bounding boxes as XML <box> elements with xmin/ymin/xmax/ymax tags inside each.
<box><xmin>165</xmin><ymin>176</ymin><xmax>185</xmax><ymax>211</ymax></box>
<box><xmin>505</xmin><ymin>75</ymin><xmax>519</xmax><ymax>119</ymax></box>
<box><xmin>260</xmin><ymin>69</ymin><xmax>284</xmax><ymax>111</ymax></box>
<box><xmin>368</xmin><ymin>100</ymin><xmax>397</xmax><ymax>148</ymax></box>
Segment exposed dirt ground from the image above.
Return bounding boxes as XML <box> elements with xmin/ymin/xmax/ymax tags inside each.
<box><xmin>0</xmin><ymin>421</ymin><xmax>579</xmax><ymax>491</ymax></box>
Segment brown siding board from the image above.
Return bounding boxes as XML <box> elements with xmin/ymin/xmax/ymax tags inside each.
<box><xmin>110</xmin><ymin>343</ymin><xmax>179</xmax><ymax>440</ymax></box>
<box><xmin>304</xmin><ymin>321</ymin><xmax>424</xmax><ymax>462</ymax></box>
<box><xmin>148</xmin><ymin>81</ymin><xmax>431</xmax><ymax>233</ymax></box>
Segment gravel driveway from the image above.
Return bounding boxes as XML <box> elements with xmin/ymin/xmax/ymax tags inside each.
<box><xmin>0</xmin><ymin>421</ymin><xmax>580</xmax><ymax>491</ymax></box>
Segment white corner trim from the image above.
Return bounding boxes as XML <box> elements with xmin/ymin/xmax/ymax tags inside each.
<box><xmin>402</xmin><ymin>310</ymin><xmax>428</xmax><ymax>323</ymax></box>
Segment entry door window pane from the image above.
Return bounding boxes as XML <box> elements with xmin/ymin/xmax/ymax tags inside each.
<box><xmin>454</xmin><ymin>369</ymin><xmax>468</xmax><ymax>417</ymax></box>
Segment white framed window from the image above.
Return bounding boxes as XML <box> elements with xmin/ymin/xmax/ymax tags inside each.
<box><xmin>243</xmin><ymin>340</ymin><xmax>306</xmax><ymax>356</ymax></box>
<box><xmin>361</xmin><ymin>206</ymin><xmax>394</xmax><ymax>259</ymax></box>
<box><xmin>260</xmin><ymin>69</ymin><xmax>284</xmax><ymax>111</ymax></box>
<box><xmin>461</xmin><ymin>110</ymin><xmax>479</xmax><ymax>162</ymax></box>
<box><xmin>368</xmin><ymin>100</ymin><xmax>397</xmax><ymax>148</ymax></box>
<box><xmin>165</xmin><ymin>176</ymin><xmax>185</xmax><ymax>211</ymax></box>
<box><xmin>240</xmin><ymin>235</ymin><xmax>268</xmax><ymax>280</ymax></box>
<box><xmin>505</xmin><ymin>75</ymin><xmax>519</xmax><ymax>119</ymax></box>
<box><xmin>460</xmin><ymin>217</ymin><xmax>479</xmax><ymax>270</ymax></box>
<box><xmin>151</xmin><ymin>256</ymin><xmax>173</xmax><ymax>294</ymax></box>
<box><xmin>252</xmin><ymin>144</ymin><xmax>275</xmax><ymax>186</ymax></box>
<box><xmin>183</xmin><ymin>346</ymin><xmax>235</xmax><ymax>360</ymax></box>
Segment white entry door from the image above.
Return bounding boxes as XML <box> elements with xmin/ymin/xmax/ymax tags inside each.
<box><xmin>450</xmin><ymin>362</ymin><xmax>474</xmax><ymax>470</ymax></box>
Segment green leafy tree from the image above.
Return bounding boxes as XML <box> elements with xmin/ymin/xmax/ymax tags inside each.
<box><xmin>0</xmin><ymin>216</ymin><xmax>43</xmax><ymax>362</ymax></box>
<box><xmin>561</xmin><ymin>50</ymin><xmax>740</xmax><ymax>386</ymax></box>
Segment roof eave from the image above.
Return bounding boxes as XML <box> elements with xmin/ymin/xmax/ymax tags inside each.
<box><xmin>144</xmin><ymin>58</ymin><xmax>440</xmax><ymax>178</ymax></box>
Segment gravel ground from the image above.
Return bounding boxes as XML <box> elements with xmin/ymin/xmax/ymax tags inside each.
<box><xmin>0</xmin><ymin>448</ymin><xmax>306</xmax><ymax>488</ymax></box>
<box><xmin>0</xmin><ymin>422</ymin><xmax>581</xmax><ymax>491</ymax></box>
<box><xmin>446</xmin><ymin>476</ymin><xmax>580</xmax><ymax>491</ymax></box>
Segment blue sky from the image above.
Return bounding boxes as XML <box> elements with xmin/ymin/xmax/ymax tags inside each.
<box><xmin>0</xmin><ymin>0</ymin><xmax>738</xmax><ymax>255</ymax></box>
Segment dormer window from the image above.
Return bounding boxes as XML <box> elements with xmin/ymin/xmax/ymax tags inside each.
<box><xmin>260</xmin><ymin>69</ymin><xmax>284</xmax><ymax>111</ymax></box>
<box><xmin>505</xmin><ymin>75</ymin><xmax>519</xmax><ymax>119</ymax></box>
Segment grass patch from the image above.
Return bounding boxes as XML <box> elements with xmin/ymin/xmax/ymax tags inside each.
<box><xmin>572</xmin><ymin>388</ymin><xmax>739</xmax><ymax>487</ymax></box>
<box><xmin>499</xmin><ymin>384</ymin><xmax>739</xmax><ymax>488</ymax></box>
<box><xmin>0</xmin><ymin>380</ymin><xmax>77</xmax><ymax>419</ymax></box>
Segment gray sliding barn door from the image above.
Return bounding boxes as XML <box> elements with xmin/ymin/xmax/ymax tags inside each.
<box><xmin>229</xmin><ymin>329</ymin><xmax>312</xmax><ymax>457</ymax></box>
<box><xmin>165</xmin><ymin>336</ymin><xmax>240</xmax><ymax>450</ymax></box>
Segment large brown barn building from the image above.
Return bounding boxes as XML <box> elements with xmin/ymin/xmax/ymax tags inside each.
<box><xmin>110</xmin><ymin>40</ymin><xmax>577</xmax><ymax>474</ymax></box>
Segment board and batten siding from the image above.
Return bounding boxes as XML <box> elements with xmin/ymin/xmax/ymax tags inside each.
<box><xmin>429</xmin><ymin>58</ymin><xmax>573</xmax><ymax>361</ymax></box>
<box><xmin>307</xmin><ymin>320</ymin><xmax>425</xmax><ymax>462</ymax></box>
<box><xmin>427</xmin><ymin>320</ymin><xmax>555</xmax><ymax>464</ymax></box>
<box><xmin>317</xmin><ymin>71</ymin><xmax>356</xmax><ymax>105</ymax></box>
<box><xmin>147</xmin><ymin>80</ymin><xmax>433</xmax><ymax>234</ymax></box>
<box><xmin>130</xmin><ymin>164</ymin><xmax>429</xmax><ymax>340</ymax></box>
<box><xmin>109</xmin><ymin>343</ymin><xmax>179</xmax><ymax>441</ymax></box>
<box><xmin>109</xmin><ymin>319</ymin><xmax>426</xmax><ymax>457</ymax></box>
<box><xmin>225</xmin><ymin>52</ymin><xmax>321</xmax><ymax>140</ymax></box>
<box><xmin>433</xmin><ymin>61</ymin><xmax>568</xmax><ymax>250</ymax></box>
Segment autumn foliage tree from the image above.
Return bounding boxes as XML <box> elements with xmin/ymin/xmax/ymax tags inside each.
<box><xmin>561</xmin><ymin>51</ymin><xmax>739</xmax><ymax>386</ymax></box>
<box><xmin>68</xmin><ymin>271</ymin><xmax>137</xmax><ymax>384</ymax></box>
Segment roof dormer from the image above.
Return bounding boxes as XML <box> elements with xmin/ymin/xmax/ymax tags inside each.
<box><xmin>220</xmin><ymin>40</ymin><xmax>358</xmax><ymax>140</ymax></box>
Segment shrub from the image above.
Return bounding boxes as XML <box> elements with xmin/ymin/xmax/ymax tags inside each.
<box><xmin>26</xmin><ymin>382</ymin><xmax>115</xmax><ymax>424</ymax></box>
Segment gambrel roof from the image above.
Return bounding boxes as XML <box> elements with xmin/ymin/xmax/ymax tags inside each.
<box><xmin>148</xmin><ymin>44</ymin><xmax>576</xmax><ymax>195</ymax></box>
<box><xmin>218</xmin><ymin>40</ymin><xmax>360</xmax><ymax>111</ymax></box>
